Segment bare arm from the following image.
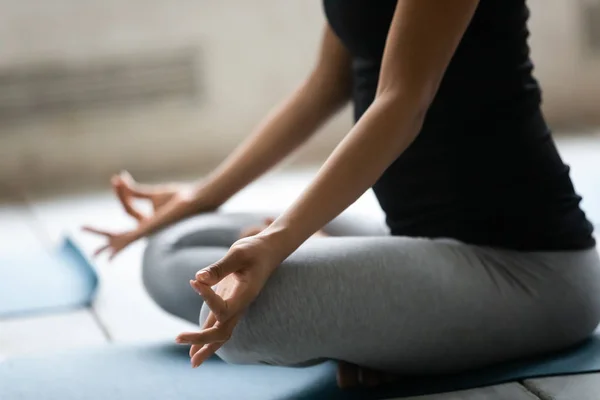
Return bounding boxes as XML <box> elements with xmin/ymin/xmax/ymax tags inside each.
<box><xmin>134</xmin><ymin>25</ymin><xmax>352</xmax><ymax>237</ymax></box>
<box><xmin>198</xmin><ymin>25</ymin><xmax>352</xmax><ymax>207</ymax></box>
<box><xmin>261</xmin><ymin>0</ymin><xmax>480</xmax><ymax>261</ymax></box>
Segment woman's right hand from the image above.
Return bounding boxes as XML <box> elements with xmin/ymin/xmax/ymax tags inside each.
<box><xmin>112</xmin><ymin>171</ymin><xmax>186</xmax><ymax>222</ymax></box>
<box><xmin>83</xmin><ymin>171</ymin><xmax>215</xmax><ymax>259</ymax></box>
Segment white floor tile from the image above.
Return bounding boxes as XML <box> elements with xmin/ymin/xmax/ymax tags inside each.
<box><xmin>391</xmin><ymin>383</ymin><xmax>539</xmax><ymax>400</ymax></box>
<box><xmin>524</xmin><ymin>374</ymin><xmax>600</xmax><ymax>400</ymax></box>
<box><xmin>0</xmin><ymin>204</ymin><xmax>47</xmax><ymax>256</ymax></box>
<box><xmin>0</xmin><ymin>309</ymin><xmax>107</xmax><ymax>358</ymax></box>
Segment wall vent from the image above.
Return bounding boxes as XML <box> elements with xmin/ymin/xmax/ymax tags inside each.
<box><xmin>0</xmin><ymin>48</ymin><xmax>200</xmax><ymax>121</ymax></box>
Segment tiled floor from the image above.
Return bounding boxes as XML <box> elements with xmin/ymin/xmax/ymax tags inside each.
<box><xmin>1</xmin><ymin>136</ymin><xmax>600</xmax><ymax>399</ymax></box>
<box><xmin>0</xmin><ymin>310</ymin><xmax>107</xmax><ymax>358</ymax></box>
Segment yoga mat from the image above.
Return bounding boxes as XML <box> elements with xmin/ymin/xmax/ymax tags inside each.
<box><xmin>0</xmin><ymin>332</ymin><xmax>598</xmax><ymax>400</ymax></box>
<box><xmin>0</xmin><ymin>237</ymin><xmax>98</xmax><ymax>318</ymax></box>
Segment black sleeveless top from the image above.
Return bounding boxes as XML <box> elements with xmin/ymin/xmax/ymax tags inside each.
<box><xmin>324</xmin><ymin>0</ymin><xmax>595</xmax><ymax>250</ymax></box>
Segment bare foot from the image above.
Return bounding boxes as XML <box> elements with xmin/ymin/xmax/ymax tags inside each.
<box><xmin>239</xmin><ymin>218</ymin><xmax>328</xmax><ymax>239</ymax></box>
<box><xmin>336</xmin><ymin>361</ymin><xmax>397</xmax><ymax>389</ymax></box>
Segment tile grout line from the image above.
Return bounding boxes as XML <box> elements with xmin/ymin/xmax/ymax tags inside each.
<box><xmin>519</xmin><ymin>380</ymin><xmax>553</xmax><ymax>400</ymax></box>
<box><xmin>88</xmin><ymin>306</ymin><xmax>114</xmax><ymax>342</ymax></box>
<box><xmin>19</xmin><ymin>188</ymin><xmax>114</xmax><ymax>343</ymax></box>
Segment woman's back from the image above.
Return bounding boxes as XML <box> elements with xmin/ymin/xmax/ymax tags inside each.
<box><xmin>324</xmin><ymin>0</ymin><xmax>596</xmax><ymax>250</ymax></box>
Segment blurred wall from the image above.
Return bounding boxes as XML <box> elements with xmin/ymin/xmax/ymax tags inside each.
<box><xmin>0</xmin><ymin>0</ymin><xmax>598</xmax><ymax>195</ymax></box>
<box><xmin>528</xmin><ymin>0</ymin><xmax>600</xmax><ymax>127</ymax></box>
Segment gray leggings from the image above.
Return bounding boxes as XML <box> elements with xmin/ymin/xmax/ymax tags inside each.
<box><xmin>142</xmin><ymin>211</ymin><xmax>600</xmax><ymax>374</ymax></box>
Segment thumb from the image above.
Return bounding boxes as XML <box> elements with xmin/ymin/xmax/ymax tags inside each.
<box><xmin>120</xmin><ymin>171</ymin><xmax>152</xmax><ymax>199</ymax></box>
<box><xmin>196</xmin><ymin>247</ymin><xmax>251</xmax><ymax>285</ymax></box>
<box><xmin>112</xmin><ymin>175</ymin><xmax>145</xmax><ymax>222</ymax></box>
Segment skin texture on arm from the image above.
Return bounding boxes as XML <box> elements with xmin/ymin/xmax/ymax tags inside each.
<box><xmin>131</xmin><ymin>24</ymin><xmax>353</xmax><ymax>239</ymax></box>
<box><xmin>261</xmin><ymin>0</ymin><xmax>480</xmax><ymax>262</ymax></box>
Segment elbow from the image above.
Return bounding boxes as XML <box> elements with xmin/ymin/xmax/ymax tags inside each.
<box><xmin>376</xmin><ymin>88</ymin><xmax>431</xmax><ymax>136</ymax></box>
<box><xmin>376</xmin><ymin>76</ymin><xmax>440</xmax><ymax>124</ymax></box>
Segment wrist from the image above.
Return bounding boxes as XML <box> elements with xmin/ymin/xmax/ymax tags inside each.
<box><xmin>128</xmin><ymin>228</ymin><xmax>145</xmax><ymax>243</ymax></box>
<box><xmin>189</xmin><ymin>182</ymin><xmax>223</xmax><ymax>212</ymax></box>
<box><xmin>257</xmin><ymin>221</ymin><xmax>304</xmax><ymax>264</ymax></box>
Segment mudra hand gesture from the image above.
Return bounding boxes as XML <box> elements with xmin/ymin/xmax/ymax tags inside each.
<box><xmin>176</xmin><ymin>234</ymin><xmax>283</xmax><ymax>367</ymax></box>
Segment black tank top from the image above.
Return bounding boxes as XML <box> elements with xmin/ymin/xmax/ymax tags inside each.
<box><xmin>324</xmin><ymin>0</ymin><xmax>596</xmax><ymax>250</ymax></box>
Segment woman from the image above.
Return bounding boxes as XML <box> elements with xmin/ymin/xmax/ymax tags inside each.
<box><xmin>84</xmin><ymin>0</ymin><xmax>600</xmax><ymax>389</ymax></box>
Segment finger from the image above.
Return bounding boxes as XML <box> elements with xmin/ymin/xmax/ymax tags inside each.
<box><xmin>196</xmin><ymin>248</ymin><xmax>248</xmax><ymax>286</ymax></box>
<box><xmin>120</xmin><ymin>171</ymin><xmax>153</xmax><ymax>199</ymax></box>
<box><xmin>112</xmin><ymin>176</ymin><xmax>146</xmax><ymax>221</ymax></box>
<box><xmin>201</xmin><ymin>311</ymin><xmax>217</xmax><ymax>330</ymax></box>
<box><xmin>190</xmin><ymin>280</ymin><xmax>229</xmax><ymax>321</ymax></box>
<box><xmin>93</xmin><ymin>245</ymin><xmax>110</xmax><ymax>257</ymax></box>
<box><xmin>189</xmin><ymin>344</ymin><xmax>202</xmax><ymax>358</ymax></box>
<box><xmin>177</xmin><ymin>310</ymin><xmax>240</xmax><ymax>345</ymax></box>
<box><xmin>191</xmin><ymin>342</ymin><xmax>222</xmax><ymax>368</ymax></box>
<box><xmin>188</xmin><ymin>313</ymin><xmax>241</xmax><ymax>367</ymax></box>
<box><xmin>178</xmin><ymin>310</ymin><xmax>218</xmax><ymax>346</ymax></box>
<box><xmin>175</xmin><ymin>326</ymin><xmax>226</xmax><ymax>346</ymax></box>
<box><xmin>194</xmin><ymin>276</ymin><xmax>257</xmax><ymax>321</ymax></box>
<box><xmin>81</xmin><ymin>226</ymin><xmax>112</xmax><ymax>237</ymax></box>
<box><xmin>189</xmin><ymin>311</ymin><xmax>217</xmax><ymax>357</ymax></box>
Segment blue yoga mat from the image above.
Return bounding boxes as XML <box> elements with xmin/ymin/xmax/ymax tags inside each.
<box><xmin>1</xmin><ymin>333</ymin><xmax>599</xmax><ymax>399</ymax></box>
<box><xmin>0</xmin><ymin>237</ymin><xmax>98</xmax><ymax>318</ymax></box>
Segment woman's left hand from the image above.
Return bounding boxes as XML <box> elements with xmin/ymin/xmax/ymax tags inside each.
<box><xmin>175</xmin><ymin>234</ymin><xmax>282</xmax><ymax>368</ymax></box>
